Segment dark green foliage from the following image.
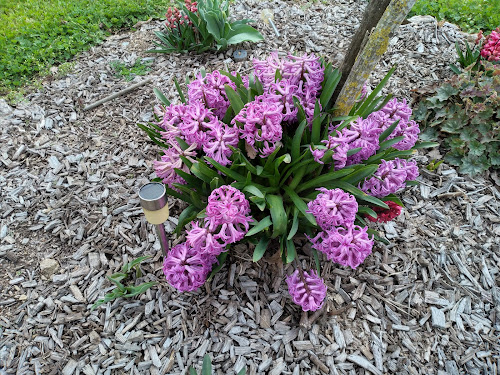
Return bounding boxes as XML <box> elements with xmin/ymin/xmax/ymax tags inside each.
<box><xmin>0</xmin><ymin>0</ymin><xmax>170</xmax><ymax>90</ymax></box>
<box><xmin>410</xmin><ymin>0</ymin><xmax>500</xmax><ymax>33</ymax></box>
<box><xmin>148</xmin><ymin>0</ymin><xmax>263</xmax><ymax>54</ymax></box>
<box><xmin>90</xmin><ymin>256</ymin><xmax>156</xmax><ymax>310</ymax></box>
<box><xmin>415</xmin><ymin>63</ymin><xmax>500</xmax><ymax>175</ymax></box>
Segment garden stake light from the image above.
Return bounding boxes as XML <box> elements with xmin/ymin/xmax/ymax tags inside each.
<box><xmin>261</xmin><ymin>9</ymin><xmax>280</xmax><ymax>37</ymax></box>
<box><xmin>139</xmin><ymin>182</ymin><xmax>169</xmax><ymax>257</ymax></box>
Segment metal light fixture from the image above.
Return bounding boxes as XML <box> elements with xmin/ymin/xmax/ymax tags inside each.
<box><xmin>139</xmin><ymin>183</ymin><xmax>169</xmax><ymax>257</ymax></box>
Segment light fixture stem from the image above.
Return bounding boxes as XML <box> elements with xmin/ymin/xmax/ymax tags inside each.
<box><xmin>155</xmin><ymin>223</ymin><xmax>169</xmax><ymax>257</ymax></box>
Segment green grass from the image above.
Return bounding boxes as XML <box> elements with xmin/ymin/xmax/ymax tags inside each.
<box><xmin>410</xmin><ymin>0</ymin><xmax>500</xmax><ymax>33</ymax></box>
<box><xmin>0</xmin><ymin>0</ymin><xmax>171</xmax><ymax>92</ymax></box>
<box><xmin>110</xmin><ymin>59</ymin><xmax>153</xmax><ymax>81</ymax></box>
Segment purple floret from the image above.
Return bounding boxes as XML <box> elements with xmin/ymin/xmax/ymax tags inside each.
<box><xmin>309</xmin><ymin>225</ymin><xmax>373</xmax><ymax>269</ymax></box>
<box><xmin>360</xmin><ymin>158</ymin><xmax>419</xmax><ymax>198</ymax></box>
<box><xmin>163</xmin><ymin>242</ymin><xmax>216</xmax><ymax>292</ymax></box>
<box><xmin>307</xmin><ymin>188</ymin><xmax>358</xmax><ymax>230</ymax></box>
<box><xmin>286</xmin><ymin>269</ymin><xmax>327</xmax><ymax>312</ymax></box>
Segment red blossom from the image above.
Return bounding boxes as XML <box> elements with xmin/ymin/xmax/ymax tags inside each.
<box><xmin>365</xmin><ymin>201</ymin><xmax>402</xmax><ymax>223</ymax></box>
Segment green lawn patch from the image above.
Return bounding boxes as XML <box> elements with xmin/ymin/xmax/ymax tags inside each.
<box><xmin>410</xmin><ymin>0</ymin><xmax>500</xmax><ymax>33</ymax></box>
<box><xmin>0</xmin><ymin>0</ymin><xmax>170</xmax><ymax>91</ymax></box>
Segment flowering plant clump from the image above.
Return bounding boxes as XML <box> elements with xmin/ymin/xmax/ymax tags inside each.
<box><xmin>451</xmin><ymin>27</ymin><xmax>500</xmax><ymax>74</ymax></box>
<box><xmin>139</xmin><ymin>53</ymin><xmax>433</xmax><ymax>312</ymax></box>
<box><xmin>149</xmin><ymin>0</ymin><xmax>263</xmax><ymax>54</ymax></box>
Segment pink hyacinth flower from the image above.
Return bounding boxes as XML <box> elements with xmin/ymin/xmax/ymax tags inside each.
<box><xmin>204</xmin><ymin>185</ymin><xmax>253</xmax><ymax>244</ymax></box>
<box><xmin>163</xmin><ymin>242</ymin><xmax>216</xmax><ymax>292</ymax></box>
<box><xmin>360</xmin><ymin>158</ymin><xmax>418</xmax><ymax>198</ymax></box>
<box><xmin>309</xmin><ymin>225</ymin><xmax>374</xmax><ymax>269</ymax></box>
<box><xmin>286</xmin><ymin>269</ymin><xmax>327</xmax><ymax>312</ymax></box>
<box><xmin>153</xmin><ymin>142</ymin><xmax>197</xmax><ymax>189</ymax></box>
<box><xmin>307</xmin><ymin>188</ymin><xmax>358</xmax><ymax>230</ymax></box>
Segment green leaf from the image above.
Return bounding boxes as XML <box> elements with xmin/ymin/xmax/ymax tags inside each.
<box><xmin>292</xmin><ymin>119</ymin><xmax>307</xmax><ymax>161</ymax></box>
<box><xmin>340</xmin><ymin>165</ymin><xmax>378</xmax><ymax>185</ymax></box>
<box><xmin>379</xmin><ymin>120</ymin><xmax>400</xmax><ymax>142</ymax></box>
<box><xmin>355</xmin><ymin>65</ymin><xmax>396</xmax><ymax>117</ymax></box>
<box><xmin>357</xmin><ymin>206</ymin><xmax>377</xmax><ymax>219</ymax></box>
<box><xmin>460</xmin><ymin>154</ymin><xmax>490</xmax><ymax>175</ymax></box>
<box><xmin>435</xmin><ymin>84</ymin><xmax>459</xmax><ymax>101</ymax></box>
<box><xmin>295</xmin><ymin>168</ymin><xmax>355</xmax><ymax>193</ymax></box>
<box><xmin>379</xmin><ymin>136</ymin><xmax>405</xmax><ymax>151</ymax></box>
<box><xmin>320</xmin><ymin>68</ymin><xmax>341</xmax><ymax>110</ymax></box>
<box><xmin>224</xmin><ymin>85</ymin><xmax>244</xmax><ymax>114</ymax></box>
<box><xmin>189</xmin><ymin>368</ymin><xmax>197</xmax><ymax>375</ymax></box>
<box><xmin>244</xmin><ymin>185</ymin><xmax>265</xmax><ymax>199</ymax></box>
<box><xmin>282</xmin><ymin>186</ymin><xmax>316</xmax><ymax>226</ymax></box>
<box><xmin>266</xmin><ymin>195</ymin><xmax>287</xmax><ymax>238</ymax></box>
<box><xmin>123</xmin><ymin>282</ymin><xmax>156</xmax><ymax>298</ymax></box>
<box><xmin>226</xmin><ymin>24</ymin><xmax>264</xmax><ymax>44</ymax></box>
<box><xmin>441</xmin><ymin>117</ymin><xmax>467</xmax><ymax>133</ymax></box>
<box><xmin>311</xmin><ymin>248</ymin><xmax>321</xmax><ymax>276</ymax></box>
<box><xmin>253</xmin><ymin>236</ymin><xmax>270</xmax><ymax>262</ymax></box>
<box><xmin>384</xmin><ymin>194</ymin><xmax>404</xmax><ymax>207</ymax></box>
<box><xmin>468</xmin><ymin>140</ymin><xmax>487</xmax><ymax>156</ymax></box>
<box><xmin>153</xmin><ymin>88</ymin><xmax>170</xmax><ymax>106</ymax></box>
<box><xmin>173</xmin><ymin>76</ymin><xmax>186</xmax><ymax>103</ymax></box>
<box><xmin>236</xmin><ymin>368</ymin><xmax>247</xmax><ymax>375</ymax></box>
<box><xmin>311</xmin><ymin>101</ymin><xmax>322</xmax><ymax>144</ymax></box>
<box><xmin>121</xmin><ymin>256</ymin><xmax>150</xmax><ymax>274</ymax></box>
<box><xmin>205</xmin><ymin>157</ymin><xmax>246</xmax><ymax>183</ymax></box>
<box><xmin>287</xmin><ymin>207</ymin><xmax>299</xmax><ymax>240</ymax></box>
<box><xmin>175</xmin><ymin>205</ymin><xmax>199</xmax><ymax>234</ymax></box>
<box><xmin>413</xmin><ymin>141</ymin><xmax>439</xmax><ymax>149</ymax></box>
<box><xmin>202</xmin><ymin>355</ymin><xmax>212</xmax><ymax>375</ymax></box>
<box><xmin>286</xmin><ymin>239</ymin><xmax>296</xmax><ymax>263</ymax></box>
<box><xmin>246</xmin><ymin>216</ymin><xmax>272</xmax><ymax>237</ymax></box>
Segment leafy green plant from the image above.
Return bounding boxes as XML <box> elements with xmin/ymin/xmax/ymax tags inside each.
<box><xmin>90</xmin><ymin>256</ymin><xmax>156</xmax><ymax>310</ymax></box>
<box><xmin>138</xmin><ymin>53</ymin><xmax>436</xmax><ymax>312</ymax></box>
<box><xmin>450</xmin><ymin>41</ymin><xmax>482</xmax><ymax>74</ymax></box>
<box><xmin>148</xmin><ymin>0</ymin><xmax>263</xmax><ymax>54</ymax></box>
<box><xmin>189</xmin><ymin>355</ymin><xmax>246</xmax><ymax>375</ymax></box>
<box><xmin>0</xmin><ymin>0</ymin><xmax>171</xmax><ymax>91</ymax></box>
<box><xmin>110</xmin><ymin>59</ymin><xmax>153</xmax><ymax>81</ymax></box>
<box><xmin>410</xmin><ymin>0</ymin><xmax>500</xmax><ymax>33</ymax></box>
<box><xmin>415</xmin><ymin>63</ymin><xmax>500</xmax><ymax>175</ymax></box>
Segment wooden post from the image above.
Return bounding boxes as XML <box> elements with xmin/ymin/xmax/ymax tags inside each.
<box><xmin>332</xmin><ymin>0</ymin><xmax>391</xmax><ymax>105</ymax></box>
<box><xmin>333</xmin><ymin>0</ymin><xmax>417</xmax><ymax>117</ymax></box>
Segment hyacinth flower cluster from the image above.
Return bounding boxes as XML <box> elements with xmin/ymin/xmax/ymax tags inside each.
<box><xmin>163</xmin><ymin>186</ymin><xmax>253</xmax><ymax>291</ymax></box>
<box><xmin>165</xmin><ymin>0</ymin><xmax>197</xmax><ymax>29</ymax></box>
<box><xmin>480</xmin><ymin>28</ymin><xmax>500</xmax><ymax>62</ymax></box>
<box><xmin>139</xmin><ymin>52</ymin><xmax>429</xmax><ymax>312</ymax></box>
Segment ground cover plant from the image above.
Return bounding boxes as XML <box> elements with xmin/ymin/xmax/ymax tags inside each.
<box><xmin>148</xmin><ymin>0</ymin><xmax>263</xmax><ymax>54</ymax></box>
<box><xmin>110</xmin><ymin>59</ymin><xmax>153</xmax><ymax>81</ymax></box>
<box><xmin>415</xmin><ymin>62</ymin><xmax>500</xmax><ymax>175</ymax></box>
<box><xmin>410</xmin><ymin>0</ymin><xmax>500</xmax><ymax>33</ymax></box>
<box><xmin>139</xmin><ymin>52</ymin><xmax>434</xmax><ymax>311</ymax></box>
<box><xmin>0</xmin><ymin>0</ymin><xmax>171</xmax><ymax>91</ymax></box>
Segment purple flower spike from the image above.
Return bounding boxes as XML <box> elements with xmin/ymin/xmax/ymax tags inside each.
<box><xmin>307</xmin><ymin>188</ymin><xmax>358</xmax><ymax>230</ymax></box>
<box><xmin>188</xmin><ymin>71</ymin><xmax>237</xmax><ymax>119</ymax></box>
<box><xmin>203</xmin><ymin>121</ymin><xmax>239</xmax><ymax>166</ymax></box>
<box><xmin>204</xmin><ymin>186</ymin><xmax>253</xmax><ymax>245</ymax></box>
<box><xmin>186</xmin><ymin>221</ymin><xmax>225</xmax><ymax>256</ymax></box>
<box><xmin>163</xmin><ymin>242</ymin><xmax>216</xmax><ymax>292</ymax></box>
<box><xmin>286</xmin><ymin>269</ymin><xmax>327</xmax><ymax>312</ymax></box>
<box><xmin>309</xmin><ymin>225</ymin><xmax>373</xmax><ymax>269</ymax></box>
<box><xmin>381</xmin><ymin>98</ymin><xmax>412</xmax><ymax>122</ymax></box>
<box><xmin>360</xmin><ymin>158</ymin><xmax>418</xmax><ymax>198</ymax></box>
<box><xmin>153</xmin><ymin>143</ymin><xmax>197</xmax><ymax>190</ymax></box>
<box><xmin>232</xmin><ymin>100</ymin><xmax>283</xmax><ymax>157</ymax></box>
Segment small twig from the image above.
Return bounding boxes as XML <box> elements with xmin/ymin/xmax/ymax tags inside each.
<box><xmin>83</xmin><ymin>77</ymin><xmax>153</xmax><ymax>111</ymax></box>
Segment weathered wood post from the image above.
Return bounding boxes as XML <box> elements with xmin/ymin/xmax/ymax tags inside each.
<box><xmin>333</xmin><ymin>0</ymin><xmax>417</xmax><ymax>116</ymax></box>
